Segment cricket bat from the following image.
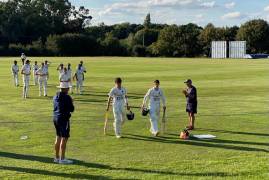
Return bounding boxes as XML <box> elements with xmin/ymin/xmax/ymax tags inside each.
<box><xmin>161</xmin><ymin>109</ymin><xmax>166</xmax><ymax>134</ymax></box>
<box><xmin>103</xmin><ymin>111</ymin><xmax>109</xmax><ymax>135</ymax></box>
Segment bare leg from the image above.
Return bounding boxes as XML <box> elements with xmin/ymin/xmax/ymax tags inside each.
<box><xmin>54</xmin><ymin>136</ymin><xmax>61</xmax><ymax>159</ymax></box>
<box><xmin>60</xmin><ymin>138</ymin><xmax>68</xmax><ymax>160</ymax></box>
<box><xmin>188</xmin><ymin>112</ymin><xmax>192</xmax><ymax>126</ymax></box>
<box><xmin>190</xmin><ymin>113</ymin><xmax>195</xmax><ymax>128</ymax></box>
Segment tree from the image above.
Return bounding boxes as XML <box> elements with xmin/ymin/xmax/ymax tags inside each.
<box><xmin>152</xmin><ymin>24</ymin><xmax>202</xmax><ymax>57</ymax></box>
<box><xmin>133</xmin><ymin>29</ymin><xmax>159</xmax><ymax>47</ymax></box>
<box><xmin>143</xmin><ymin>13</ymin><xmax>151</xmax><ymax>29</ymax></box>
<box><xmin>100</xmin><ymin>33</ymin><xmax>127</xmax><ymax>56</ymax></box>
<box><xmin>237</xmin><ymin>19</ymin><xmax>269</xmax><ymax>53</ymax></box>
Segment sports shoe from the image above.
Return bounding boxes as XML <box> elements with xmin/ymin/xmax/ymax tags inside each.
<box><xmin>58</xmin><ymin>159</ymin><xmax>73</xmax><ymax>164</ymax></box>
<box><xmin>154</xmin><ymin>132</ymin><xmax>160</xmax><ymax>137</ymax></box>
<box><xmin>116</xmin><ymin>135</ymin><xmax>122</xmax><ymax>139</ymax></box>
<box><xmin>53</xmin><ymin>158</ymin><xmax>59</xmax><ymax>163</ymax></box>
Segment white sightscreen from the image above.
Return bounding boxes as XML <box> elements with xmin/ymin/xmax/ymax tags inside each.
<box><xmin>229</xmin><ymin>41</ymin><xmax>246</xmax><ymax>59</ymax></box>
<box><xmin>211</xmin><ymin>41</ymin><xmax>227</xmax><ymax>59</ymax></box>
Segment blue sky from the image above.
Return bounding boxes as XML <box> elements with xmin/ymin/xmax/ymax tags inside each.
<box><xmin>70</xmin><ymin>0</ymin><xmax>269</xmax><ymax>27</ymax></box>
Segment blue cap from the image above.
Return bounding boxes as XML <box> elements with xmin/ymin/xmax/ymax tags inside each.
<box><xmin>184</xmin><ymin>79</ymin><xmax>192</xmax><ymax>84</ymax></box>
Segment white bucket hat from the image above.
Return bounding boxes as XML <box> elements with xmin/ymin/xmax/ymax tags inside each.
<box><xmin>57</xmin><ymin>82</ymin><xmax>72</xmax><ymax>89</ymax></box>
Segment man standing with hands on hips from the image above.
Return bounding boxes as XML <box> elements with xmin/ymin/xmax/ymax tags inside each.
<box><xmin>53</xmin><ymin>81</ymin><xmax>74</xmax><ymax>164</ymax></box>
<box><xmin>182</xmin><ymin>79</ymin><xmax>197</xmax><ymax>130</ymax></box>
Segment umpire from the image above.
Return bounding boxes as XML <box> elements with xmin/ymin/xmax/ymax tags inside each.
<box><xmin>53</xmin><ymin>82</ymin><xmax>74</xmax><ymax>164</ymax></box>
<box><xmin>182</xmin><ymin>79</ymin><xmax>197</xmax><ymax>130</ymax></box>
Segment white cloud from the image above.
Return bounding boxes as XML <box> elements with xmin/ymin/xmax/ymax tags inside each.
<box><xmin>200</xmin><ymin>1</ymin><xmax>215</xmax><ymax>8</ymax></box>
<box><xmin>225</xmin><ymin>2</ymin><xmax>235</xmax><ymax>9</ymax></box>
<box><xmin>221</xmin><ymin>12</ymin><xmax>243</xmax><ymax>19</ymax></box>
<box><xmin>98</xmin><ymin>0</ymin><xmax>217</xmax><ymax>16</ymax></box>
<box><xmin>264</xmin><ymin>5</ymin><xmax>269</xmax><ymax>12</ymax></box>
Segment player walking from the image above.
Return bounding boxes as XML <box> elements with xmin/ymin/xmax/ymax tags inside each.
<box><xmin>21</xmin><ymin>53</ymin><xmax>26</xmax><ymax>65</ymax></box>
<box><xmin>73</xmin><ymin>64</ymin><xmax>84</xmax><ymax>95</ymax></box>
<box><xmin>32</xmin><ymin>61</ymin><xmax>39</xmax><ymax>85</ymax></box>
<box><xmin>57</xmin><ymin>64</ymin><xmax>64</xmax><ymax>79</ymax></box>
<box><xmin>11</xmin><ymin>60</ymin><xmax>19</xmax><ymax>87</ymax></box>
<box><xmin>60</xmin><ymin>68</ymin><xmax>71</xmax><ymax>88</ymax></box>
<box><xmin>21</xmin><ymin>60</ymin><xmax>31</xmax><ymax>99</ymax></box>
<box><xmin>142</xmin><ymin>80</ymin><xmax>166</xmax><ymax>137</ymax></box>
<box><xmin>67</xmin><ymin>63</ymin><xmax>73</xmax><ymax>93</ymax></box>
<box><xmin>36</xmin><ymin>62</ymin><xmax>48</xmax><ymax>97</ymax></box>
<box><xmin>106</xmin><ymin>78</ymin><xmax>130</xmax><ymax>138</ymax></box>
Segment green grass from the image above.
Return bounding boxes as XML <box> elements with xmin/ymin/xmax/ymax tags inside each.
<box><xmin>0</xmin><ymin>57</ymin><xmax>268</xmax><ymax>180</ymax></box>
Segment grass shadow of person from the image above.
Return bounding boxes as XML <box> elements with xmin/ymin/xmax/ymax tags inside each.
<box><xmin>1</xmin><ymin>151</ymin><xmax>241</xmax><ymax>177</ymax></box>
<box><xmin>0</xmin><ymin>165</ymin><xmax>111</xmax><ymax>179</ymax></box>
<box><xmin>123</xmin><ymin>134</ymin><xmax>269</xmax><ymax>153</ymax></box>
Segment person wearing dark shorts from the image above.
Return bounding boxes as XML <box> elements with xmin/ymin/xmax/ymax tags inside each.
<box><xmin>182</xmin><ymin>79</ymin><xmax>197</xmax><ymax>130</ymax></box>
<box><xmin>53</xmin><ymin>82</ymin><xmax>74</xmax><ymax>164</ymax></box>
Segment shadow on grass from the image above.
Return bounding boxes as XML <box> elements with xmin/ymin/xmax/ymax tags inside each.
<box><xmin>196</xmin><ymin>128</ymin><xmax>269</xmax><ymax>137</ymax></box>
<box><xmin>0</xmin><ymin>166</ymin><xmax>110</xmax><ymax>179</ymax></box>
<box><xmin>0</xmin><ymin>151</ymin><xmax>244</xmax><ymax>177</ymax></box>
<box><xmin>123</xmin><ymin>134</ymin><xmax>269</xmax><ymax>153</ymax></box>
<box><xmin>199</xmin><ymin>112</ymin><xmax>269</xmax><ymax>117</ymax></box>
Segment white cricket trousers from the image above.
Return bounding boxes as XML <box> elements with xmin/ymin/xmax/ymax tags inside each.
<box><xmin>23</xmin><ymin>75</ymin><xmax>30</xmax><ymax>98</ymax></box>
<box><xmin>38</xmin><ymin>77</ymin><xmax>47</xmax><ymax>96</ymax></box>
<box><xmin>76</xmin><ymin>80</ymin><xmax>83</xmax><ymax>94</ymax></box>
<box><xmin>113</xmin><ymin>103</ymin><xmax>126</xmax><ymax>136</ymax></box>
<box><xmin>33</xmin><ymin>71</ymin><xmax>38</xmax><ymax>85</ymax></box>
<box><xmin>13</xmin><ymin>73</ymin><xmax>19</xmax><ymax>86</ymax></box>
<box><xmin>149</xmin><ymin>103</ymin><xmax>161</xmax><ymax>134</ymax></box>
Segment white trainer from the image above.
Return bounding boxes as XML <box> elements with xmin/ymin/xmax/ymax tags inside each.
<box><xmin>59</xmin><ymin>159</ymin><xmax>73</xmax><ymax>164</ymax></box>
<box><xmin>53</xmin><ymin>158</ymin><xmax>59</xmax><ymax>163</ymax></box>
<box><xmin>116</xmin><ymin>135</ymin><xmax>122</xmax><ymax>139</ymax></box>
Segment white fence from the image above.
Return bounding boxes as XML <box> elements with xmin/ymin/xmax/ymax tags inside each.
<box><xmin>211</xmin><ymin>41</ymin><xmax>227</xmax><ymax>59</ymax></box>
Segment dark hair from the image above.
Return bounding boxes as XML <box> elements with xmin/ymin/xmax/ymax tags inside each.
<box><xmin>115</xmin><ymin>77</ymin><xmax>122</xmax><ymax>83</ymax></box>
<box><xmin>154</xmin><ymin>80</ymin><xmax>160</xmax><ymax>84</ymax></box>
<box><xmin>14</xmin><ymin>60</ymin><xmax>17</xmax><ymax>63</ymax></box>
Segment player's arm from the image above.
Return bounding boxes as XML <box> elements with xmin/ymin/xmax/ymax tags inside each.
<box><xmin>124</xmin><ymin>91</ymin><xmax>130</xmax><ymax>110</ymax></box>
<box><xmin>142</xmin><ymin>89</ymin><xmax>150</xmax><ymax>108</ymax></box>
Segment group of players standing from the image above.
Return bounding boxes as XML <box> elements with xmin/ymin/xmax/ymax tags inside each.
<box><xmin>10</xmin><ymin>53</ymin><xmax>87</xmax><ymax>98</ymax></box>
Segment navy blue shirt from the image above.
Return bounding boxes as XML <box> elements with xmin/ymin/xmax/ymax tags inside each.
<box><xmin>53</xmin><ymin>92</ymin><xmax>74</xmax><ymax>122</ymax></box>
<box><xmin>186</xmin><ymin>86</ymin><xmax>197</xmax><ymax>104</ymax></box>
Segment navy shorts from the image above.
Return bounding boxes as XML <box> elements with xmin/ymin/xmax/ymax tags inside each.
<box><xmin>186</xmin><ymin>103</ymin><xmax>197</xmax><ymax>114</ymax></box>
<box><xmin>54</xmin><ymin>120</ymin><xmax>70</xmax><ymax>138</ymax></box>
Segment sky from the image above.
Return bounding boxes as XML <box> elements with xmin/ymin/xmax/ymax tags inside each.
<box><xmin>70</xmin><ymin>0</ymin><xmax>269</xmax><ymax>27</ymax></box>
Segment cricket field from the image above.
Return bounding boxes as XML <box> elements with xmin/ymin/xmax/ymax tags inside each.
<box><xmin>0</xmin><ymin>57</ymin><xmax>268</xmax><ymax>179</ymax></box>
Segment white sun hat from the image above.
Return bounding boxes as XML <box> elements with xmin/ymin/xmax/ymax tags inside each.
<box><xmin>57</xmin><ymin>82</ymin><xmax>72</xmax><ymax>89</ymax></box>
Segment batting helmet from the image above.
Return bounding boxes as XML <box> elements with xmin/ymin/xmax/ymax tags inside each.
<box><xmin>141</xmin><ymin>108</ymin><xmax>149</xmax><ymax>116</ymax></box>
<box><xmin>126</xmin><ymin>111</ymin><xmax>135</xmax><ymax>121</ymax></box>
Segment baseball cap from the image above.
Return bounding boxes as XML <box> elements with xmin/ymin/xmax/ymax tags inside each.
<box><xmin>184</xmin><ymin>79</ymin><xmax>192</xmax><ymax>84</ymax></box>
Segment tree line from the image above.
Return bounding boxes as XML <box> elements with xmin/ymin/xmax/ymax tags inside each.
<box><xmin>1</xmin><ymin>0</ymin><xmax>269</xmax><ymax>57</ymax></box>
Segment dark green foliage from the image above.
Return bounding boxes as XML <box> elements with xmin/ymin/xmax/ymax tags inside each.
<box><xmin>0</xmin><ymin>1</ymin><xmax>268</xmax><ymax>57</ymax></box>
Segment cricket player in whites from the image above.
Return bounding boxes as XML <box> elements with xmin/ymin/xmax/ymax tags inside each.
<box><xmin>32</xmin><ymin>61</ymin><xmax>39</xmax><ymax>85</ymax></box>
<box><xmin>67</xmin><ymin>63</ymin><xmax>73</xmax><ymax>93</ymax></box>
<box><xmin>73</xmin><ymin>64</ymin><xmax>84</xmax><ymax>95</ymax></box>
<box><xmin>11</xmin><ymin>60</ymin><xmax>19</xmax><ymax>87</ymax></box>
<box><xmin>142</xmin><ymin>80</ymin><xmax>166</xmax><ymax>137</ymax></box>
<box><xmin>36</xmin><ymin>62</ymin><xmax>48</xmax><ymax>97</ymax></box>
<box><xmin>106</xmin><ymin>78</ymin><xmax>130</xmax><ymax>138</ymax></box>
<box><xmin>21</xmin><ymin>60</ymin><xmax>31</xmax><ymax>99</ymax></box>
